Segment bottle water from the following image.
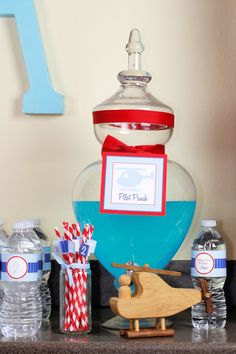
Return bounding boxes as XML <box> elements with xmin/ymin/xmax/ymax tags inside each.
<box><xmin>18</xmin><ymin>219</ymin><xmax>52</xmax><ymax>320</ymax></box>
<box><xmin>0</xmin><ymin>221</ymin><xmax>42</xmax><ymax>337</ymax></box>
<box><xmin>0</xmin><ymin>220</ymin><xmax>8</xmax><ymax>308</ymax></box>
<box><xmin>0</xmin><ymin>220</ymin><xmax>9</xmax><ymax>241</ymax></box>
<box><xmin>191</xmin><ymin>220</ymin><xmax>227</xmax><ymax>329</ymax></box>
<box><xmin>32</xmin><ymin>219</ymin><xmax>51</xmax><ymax>320</ymax></box>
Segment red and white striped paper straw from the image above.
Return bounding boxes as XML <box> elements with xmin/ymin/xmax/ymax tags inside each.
<box><xmin>55</xmin><ymin>222</ymin><xmax>94</xmax><ymax>333</ymax></box>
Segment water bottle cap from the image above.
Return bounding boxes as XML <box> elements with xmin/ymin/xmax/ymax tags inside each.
<box><xmin>24</xmin><ymin>218</ymin><xmax>41</xmax><ymax>226</ymax></box>
<box><xmin>16</xmin><ymin>219</ymin><xmax>41</xmax><ymax>227</ymax></box>
<box><xmin>201</xmin><ymin>220</ymin><xmax>216</xmax><ymax>227</ymax></box>
<box><xmin>31</xmin><ymin>218</ymin><xmax>41</xmax><ymax>226</ymax></box>
<box><xmin>12</xmin><ymin>220</ymin><xmax>35</xmax><ymax>230</ymax></box>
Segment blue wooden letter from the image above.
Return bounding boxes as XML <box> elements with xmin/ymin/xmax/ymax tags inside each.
<box><xmin>0</xmin><ymin>0</ymin><xmax>64</xmax><ymax>115</ymax></box>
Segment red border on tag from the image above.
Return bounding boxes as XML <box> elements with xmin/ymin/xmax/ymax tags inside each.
<box><xmin>6</xmin><ymin>256</ymin><xmax>28</xmax><ymax>280</ymax></box>
<box><xmin>194</xmin><ymin>252</ymin><xmax>215</xmax><ymax>275</ymax></box>
<box><xmin>100</xmin><ymin>152</ymin><xmax>167</xmax><ymax>215</ymax></box>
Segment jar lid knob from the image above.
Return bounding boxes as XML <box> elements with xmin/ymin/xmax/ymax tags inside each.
<box><xmin>118</xmin><ymin>28</ymin><xmax>151</xmax><ymax>83</ymax></box>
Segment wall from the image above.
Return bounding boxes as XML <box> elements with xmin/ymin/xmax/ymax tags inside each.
<box><xmin>0</xmin><ymin>0</ymin><xmax>235</xmax><ymax>259</ymax></box>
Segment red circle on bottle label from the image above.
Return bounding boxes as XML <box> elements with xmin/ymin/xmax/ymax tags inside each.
<box><xmin>194</xmin><ymin>252</ymin><xmax>214</xmax><ymax>275</ymax></box>
<box><xmin>6</xmin><ymin>256</ymin><xmax>28</xmax><ymax>279</ymax></box>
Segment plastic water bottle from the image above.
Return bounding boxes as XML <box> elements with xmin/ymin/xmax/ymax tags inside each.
<box><xmin>0</xmin><ymin>220</ymin><xmax>8</xmax><ymax>307</ymax></box>
<box><xmin>0</xmin><ymin>221</ymin><xmax>42</xmax><ymax>337</ymax></box>
<box><xmin>0</xmin><ymin>220</ymin><xmax>9</xmax><ymax>241</ymax></box>
<box><xmin>32</xmin><ymin>219</ymin><xmax>51</xmax><ymax>320</ymax></box>
<box><xmin>191</xmin><ymin>220</ymin><xmax>227</xmax><ymax>329</ymax></box>
<box><xmin>18</xmin><ymin>219</ymin><xmax>52</xmax><ymax>319</ymax></box>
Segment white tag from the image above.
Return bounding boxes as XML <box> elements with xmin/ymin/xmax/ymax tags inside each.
<box><xmin>8</xmin><ymin>256</ymin><xmax>27</xmax><ymax>279</ymax></box>
<box><xmin>101</xmin><ymin>153</ymin><xmax>167</xmax><ymax>215</ymax></box>
<box><xmin>86</xmin><ymin>240</ymin><xmax>97</xmax><ymax>254</ymax></box>
<box><xmin>53</xmin><ymin>240</ymin><xmax>61</xmax><ymax>254</ymax></box>
<box><xmin>191</xmin><ymin>250</ymin><xmax>226</xmax><ymax>277</ymax></box>
<box><xmin>73</xmin><ymin>238</ymin><xmax>83</xmax><ymax>252</ymax></box>
<box><xmin>68</xmin><ymin>240</ymin><xmax>75</xmax><ymax>253</ymax></box>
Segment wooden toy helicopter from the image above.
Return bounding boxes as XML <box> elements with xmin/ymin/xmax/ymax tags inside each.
<box><xmin>110</xmin><ymin>263</ymin><xmax>212</xmax><ymax>338</ymax></box>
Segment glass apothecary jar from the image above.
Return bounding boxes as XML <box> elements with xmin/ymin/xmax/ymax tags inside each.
<box><xmin>72</xmin><ymin>29</ymin><xmax>196</xmax><ymax>280</ymax></box>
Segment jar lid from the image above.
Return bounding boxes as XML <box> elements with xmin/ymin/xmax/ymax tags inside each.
<box><xmin>93</xmin><ymin>29</ymin><xmax>174</xmax><ymax>130</ymax></box>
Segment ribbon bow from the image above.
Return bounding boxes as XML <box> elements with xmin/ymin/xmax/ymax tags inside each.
<box><xmin>52</xmin><ymin>252</ymin><xmax>90</xmax><ymax>286</ymax></box>
<box><xmin>102</xmin><ymin>135</ymin><xmax>165</xmax><ymax>155</ymax></box>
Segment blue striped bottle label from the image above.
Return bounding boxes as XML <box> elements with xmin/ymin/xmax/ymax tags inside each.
<box><xmin>191</xmin><ymin>249</ymin><xmax>226</xmax><ymax>277</ymax></box>
<box><xmin>43</xmin><ymin>246</ymin><xmax>51</xmax><ymax>271</ymax></box>
<box><xmin>1</xmin><ymin>253</ymin><xmax>42</xmax><ymax>281</ymax></box>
